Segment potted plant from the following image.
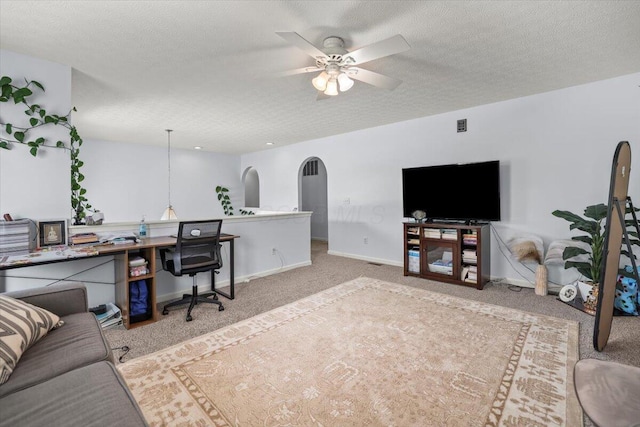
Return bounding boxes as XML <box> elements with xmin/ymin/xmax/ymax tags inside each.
<box><xmin>552</xmin><ymin>203</ymin><xmax>608</xmax><ymax>312</ymax></box>
<box><xmin>552</xmin><ymin>203</ymin><xmax>640</xmax><ymax>313</ymax></box>
<box><xmin>552</xmin><ymin>204</ymin><xmax>607</xmax><ymax>283</ymax></box>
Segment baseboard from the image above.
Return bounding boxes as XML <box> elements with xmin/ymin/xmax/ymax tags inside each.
<box><xmin>237</xmin><ymin>261</ymin><xmax>312</xmax><ymax>284</ymax></box>
<box><xmin>327</xmin><ymin>250</ymin><xmax>403</xmax><ymax>267</ymax></box>
<box><xmin>156</xmin><ymin>260</ymin><xmax>312</xmax><ymax>303</ymax></box>
<box><xmin>489</xmin><ymin>276</ymin><xmax>562</xmax><ymax>294</ymax></box>
<box><xmin>325</xmin><ymin>253</ymin><xmax>556</xmax><ymax>291</ymax></box>
<box><xmin>491</xmin><ymin>276</ymin><xmax>533</xmax><ymax>288</ymax></box>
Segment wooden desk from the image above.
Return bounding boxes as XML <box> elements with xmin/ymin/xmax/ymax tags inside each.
<box><xmin>0</xmin><ymin>234</ymin><xmax>239</xmax><ymax>330</ymax></box>
<box><xmin>96</xmin><ymin>234</ymin><xmax>238</xmax><ymax>329</ymax></box>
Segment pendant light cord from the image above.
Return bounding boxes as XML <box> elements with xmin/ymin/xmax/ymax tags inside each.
<box><xmin>166</xmin><ymin>129</ymin><xmax>173</xmax><ymax>207</ymax></box>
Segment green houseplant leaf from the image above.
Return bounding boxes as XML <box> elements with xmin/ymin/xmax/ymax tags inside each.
<box><xmin>552</xmin><ymin>203</ymin><xmax>608</xmax><ymax>283</ymax></box>
<box><xmin>553</xmin><ymin>203</ymin><xmax>639</xmax><ymax>284</ymax></box>
<box><xmin>214</xmin><ymin>185</ymin><xmax>252</xmax><ymax>216</ymax></box>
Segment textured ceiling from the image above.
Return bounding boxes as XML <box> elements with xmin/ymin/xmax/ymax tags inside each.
<box><xmin>1</xmin><ymin>1</ymin><xmax>639</xmax><ymax>154</ymax></box>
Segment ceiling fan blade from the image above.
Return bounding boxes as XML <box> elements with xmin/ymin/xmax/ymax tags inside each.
<box><xmin>346</xmin><ymin>34</ymin><xmax>410</xmax><ymax>65</ymax></box>
<box><xmin>276</xmin><ymin>32</ymin><xmax>327</xmax><ymax>60</ymax></box>
<box><xmin>275</xmin><ymin>66</ymin><xmax>323</xmax><ymax>78</ymax></box>
<box><xmin>348</xmin><ymin>67</ymin><xmax>403</xmax><ymax>90</ymax></box>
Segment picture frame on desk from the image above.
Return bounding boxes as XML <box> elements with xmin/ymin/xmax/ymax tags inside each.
<box><xmin>37</xmin><ymin>220</ymin><xmax>67</xmax><ymax>248</ymax></box>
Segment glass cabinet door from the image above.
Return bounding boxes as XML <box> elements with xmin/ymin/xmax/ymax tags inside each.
<box><xmin>422</xmin><ymin>240</ymin><xmax>459</xmax><ymax>278</ymax></box>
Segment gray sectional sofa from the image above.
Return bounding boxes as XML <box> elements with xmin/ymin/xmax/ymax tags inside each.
<box><xmin>0</xmin><ymin>283</ymin><xmax>148</xmax><ymax>427</ymax></box>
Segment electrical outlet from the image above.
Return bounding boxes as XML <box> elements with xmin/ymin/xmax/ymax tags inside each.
<box><xmin>272</xmin><ymin>247</ymin><xmax>277</xmax><ymax>255</ymax></box>
<box><xmin>363</xmin><ymin>237</ymin><xmax>368</xmax><ymax>244</ymax></box>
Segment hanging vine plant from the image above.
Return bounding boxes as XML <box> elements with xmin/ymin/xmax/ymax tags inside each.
<box><xmin>216</xmin><ymin>186</ymin><xmax>234</xmax><ymax>216</ymax></box>
<box><xmin>215</xmin><ymin>185</ymin><xmax>254</xmax><ymax>216</ymax></box>
<box><xmin>0</xmin><ymin>75</ymin><xmax>95</xmax><ymax>225</ymax></box>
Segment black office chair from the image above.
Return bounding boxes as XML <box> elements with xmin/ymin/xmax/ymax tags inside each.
<box><xmin>160</xmin><ymin>220</ymin><xmax>225</xmax><ymax>321</ymax></box>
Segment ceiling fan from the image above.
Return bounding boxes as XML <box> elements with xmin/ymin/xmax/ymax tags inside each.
<box><xmin>276</xmin><ymin>32</ymin><xmax>410</xmax><ymax>98</ymax></box>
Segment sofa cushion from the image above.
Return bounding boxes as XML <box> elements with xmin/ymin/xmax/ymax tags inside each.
<box><xmin>0</xmin><ymin>312</ymin><xmax>113</xmax><ymax>398</ymax></box>
<box><xmin>0</xmin><ymin>295</ymin><xmax>64</xmax><ymax>385</ymax></box>
<box><xmin>0</xmin><ymin>360</ymin><xmax>148</xmax><ymax>427</ymax></box>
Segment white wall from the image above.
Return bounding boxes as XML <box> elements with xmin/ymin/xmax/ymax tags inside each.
<box><xmin>1</xmin><ymin>50</ymin><xmax>246</xmax><ymax>304</ymax></box>
<box><xmin>0</xmin><ymin>49</ymin><xmax>72</xmax><ymax>220</ymax></box>
<box><xmin>242</xmin><ymin>73</ymin><xmax>640</xmax><ymax>287</ymax></box>
<box><xmin>1</xmin><ymin>51</ymin><xmax>243</xmax><ymax>224</ymax></box>
<box><xmin>81</xmin><ymin>138</ymin><xmax>241</xmax><ymax>222</ymax></box>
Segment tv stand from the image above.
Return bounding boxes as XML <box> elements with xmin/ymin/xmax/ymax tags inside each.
<box><xmin>404</xmin><ymin>222</ymin><xmax>490</xmax><ymax>289</ymax></box>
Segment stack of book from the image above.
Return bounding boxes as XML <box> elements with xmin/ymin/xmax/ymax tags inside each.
<box><xmin>462</xmin><ymin>249</ymin><xmax>477</xmax><ymax>264</ymax></box>
<box><xmin>423</xmin><ymin>229</ymin><xmax>441</xmax><ymax>239</ymax></box>
<box><xmin>462</xmin><ymin>265</ymin><xmax>478</xmax><ymax>283</ymax></box>
<box><xmin>441</xmin><ymin>229</ymin><xmax>457</xmax><ymax>240</ymax></box>
<box><xmin>0</xmin><ymin>219</ymin><xmax>32</xmax><ymax>255</ymax></box>
<box><xmin>462</xmin><ymin>231</ymin><xmax>477</xmax><ymax>245</ymax></box>
<box><xmin>70</xmin><ymin>233</ymin><xmax>99</xmax><ymax>245</ymax></box>
<box><xmin>408</xmin><ymin>249</ymin><xmax>420</xmax><ymax>273</ymax></box>
<box><xmin>94</xmin><ymin>303</ymin><xmax>123</xmax><ymax>329</ymax></box>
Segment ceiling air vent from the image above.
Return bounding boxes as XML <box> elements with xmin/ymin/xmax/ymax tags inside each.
<box><xmin>457</xmin><ymin>119</ymin><xmax>467</xmax><ymax>133</ymax></box>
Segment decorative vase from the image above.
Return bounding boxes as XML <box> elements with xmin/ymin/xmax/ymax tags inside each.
<box><xmin>583</xmin><ymin>286</ymin><xmax>599</xmax><ymax>315</ymax></box>
<box><xmin>577</xmin><ymin>280</ymin><xmax>598</xmax><ymax>315</ymax></box>
<box><xmin>577</xmin><ymin>281</ymin><xmax>595</xmax><ymax>301</ymax></box>
<box><xmin>535</xmin><ymin>264</ymin><xmax>548</xmax><ymax>296</ymax></box>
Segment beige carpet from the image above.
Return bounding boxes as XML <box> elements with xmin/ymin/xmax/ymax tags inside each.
<box><xmin>119</xmin><ymin>277</ymin><xmax>581</xmax><ymax>426</ymax></box>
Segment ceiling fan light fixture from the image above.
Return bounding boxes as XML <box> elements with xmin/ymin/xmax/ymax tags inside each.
<box><xmin>312</xmin><ymin>71</ymin><xmax>329</xmax><ymax>91</ymax></box>
<box><xmin>337</xmin><ymin>73</ymin><xmax>354</xmax><ymax>92</ymax></box>
<box><xmin>276</xmin><ymin>32</ymin><xmax>410</xmax><ymax>99</ymax></box>
<box><xmin>324</xmin><ymin>78</ymin><xmax>339</xmax><ymax>96</ymax></box>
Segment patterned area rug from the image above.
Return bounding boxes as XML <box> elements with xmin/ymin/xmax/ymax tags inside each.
<box><xmin>119</xmin><ymin>277</ymin><xmax>581</xmax><ymax>426</ymax></box>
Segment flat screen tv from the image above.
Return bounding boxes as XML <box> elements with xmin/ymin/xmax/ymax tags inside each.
<box><xmin>402</xmin><ymin>160</ymin><xmax>501</xmax><ymax>222</ymax></box>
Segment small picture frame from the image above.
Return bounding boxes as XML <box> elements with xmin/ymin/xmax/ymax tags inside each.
<box><xmin>38</xmin><ymin>220</ymin><xmax>67</xmax><ymax>248</ymax></box>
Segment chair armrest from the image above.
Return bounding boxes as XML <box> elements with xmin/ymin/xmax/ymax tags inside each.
<box><xmin>159</xmin><ymin>247</ymin><xmax>184</xmax><ymax>275</ymax></box>
<box><xmin>2</xmin><ymin>282</ymin><xmax>88</xmax><ymax>316</ymax></box>
<box><xmin>215</xmin><ymin>243</ymin><xmax>223</xmax><ymax>270</ymax></box>
<box><xmin>159</xmin><ymin>247</ymin><xmax>172</xmax><ymax>272</ymax></box>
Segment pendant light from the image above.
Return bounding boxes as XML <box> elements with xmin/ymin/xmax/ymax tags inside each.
<box><xmin>161</xmin><ymin>129</ymin><xmax>178</xmax><ymax>220</ymax></box>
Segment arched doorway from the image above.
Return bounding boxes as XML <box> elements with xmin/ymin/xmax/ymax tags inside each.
<box><xmin>242</xmin><ymin>167</ymin><xmax>260</xmax><ymax>208</ymax></box>
<box><xmin>298</xmin><ymin>157</ymin><xmax>328</xmax><ymax>242</ymax></box>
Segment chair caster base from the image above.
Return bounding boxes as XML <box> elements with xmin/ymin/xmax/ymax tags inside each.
<box><xmin>162</xmin><ymin>309</ymin><xmax>169</xmax><ymax>315</ymax></box>
<box><xmin>219</xmin><ymin>305</ymin><xmax>225</xmax><ymax>312</ymax></box>
<box><xmin>186</xmin><ymin>315</ymin><xmax>193</xmax><ymax>322</ymax></box>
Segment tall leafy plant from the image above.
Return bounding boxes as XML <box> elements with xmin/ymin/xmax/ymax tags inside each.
<box><xmin>552</xmin><ymin>203</ymin><xmax>640</xmax><ymax>283</ymax></box>
<box><xmin>0</xmin><ymin>76</ymin><xmax>94</xmax><ymax>224</ymax></box>
<box><xmin>552</xmin><ymin>203</ymin><xmax>607</xmax><ymax>283</ymax></box>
